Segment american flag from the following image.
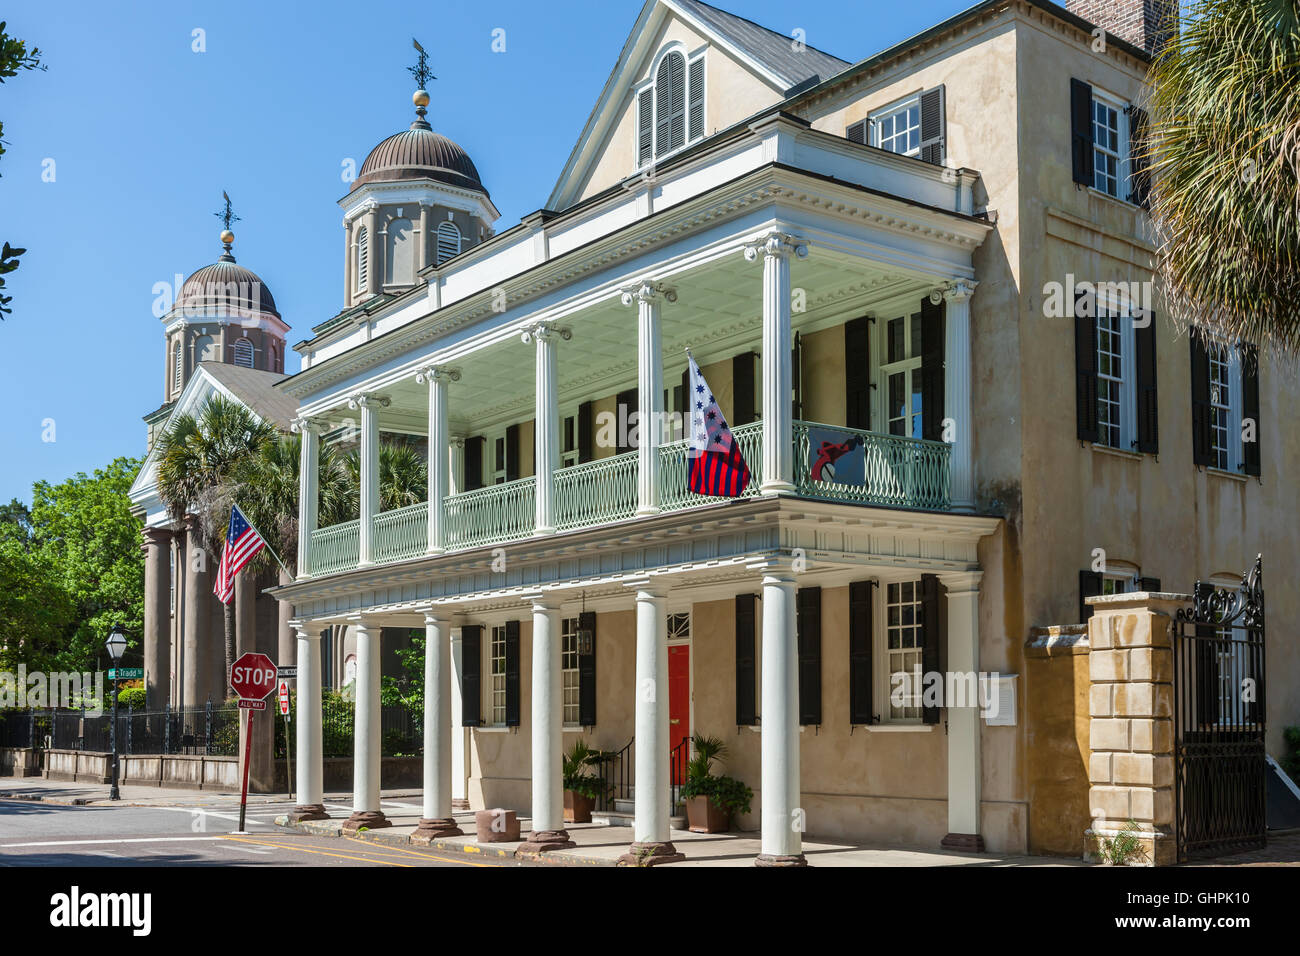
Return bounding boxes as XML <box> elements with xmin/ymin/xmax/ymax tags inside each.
<box><xmin>214</xmin><ymin>505</ymin><xmax>265</xmax><ymax>604</ymax></box>
<box><xmin>687</xmin><ymin>352</ymin><xmax>751</xmax><ymax>497</ymax></box>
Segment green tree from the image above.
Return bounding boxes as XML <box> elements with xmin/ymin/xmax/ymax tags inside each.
<box><xmin>27</xmin><ymin>457</ymin><xmax>144</xmax><ymax>673</ymax></box>
<box><xmin>1147</xmin><ymin>0</ymin><xmax>1300</xmax><ymax>353</ymax></box>
<box><xmin>156</xmin><ymin>396</ymin><xmax>277</xmax><ymax>679</ymax></box>
<box><xmin>0</xmin><ymin>497</ymin><xmax>31</xmax><ymax>546</ymax></box>
<box><xmin>0</xmin><ymin>21</ymin><xmax>45</xmax><ymax>318</ymax></box>
<box><xmin>0</xmin><ymin>539</ymin><xmax>74</xmax><ymax>673</ymax></box>
<box><xmin>342</xmin><ymin>439</ymin><xmax>428</xmax><ymax>513</ymax></box>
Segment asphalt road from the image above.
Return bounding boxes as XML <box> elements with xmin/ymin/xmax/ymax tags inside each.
<box><xmin>0</xmin><ymin>798</ymin><xmax>520</xmax><ymax>867</ymax></box>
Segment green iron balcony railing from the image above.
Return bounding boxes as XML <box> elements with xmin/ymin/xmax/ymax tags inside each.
<box><xmin>554</xmin><ymin>449</ymin><xmax>638</xmax><ymax>530</ymax></box>
<box><xmin>793</xmin><ymin>420</ymin><xmax>951</xmax><ymax>511</ymax></box>
<box><xmin>373</xmin><ymin>500</ymin><xmax>429</xmax><ymax>564</ymax></box>
<box><xmin>443</xmin><ymin>475</ymin><xmax>536</xmax><ymax>551</ymax></box>
<box><xmin>310</xmin><ymin>518</ymin><xmax>360</xmax><ymax>576</ymax></box>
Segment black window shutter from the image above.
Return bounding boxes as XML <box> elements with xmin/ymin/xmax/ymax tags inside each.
<box><xmin>1135</xmin><ymin>315</ymin><xmax>1159</xmax><ymax>454</ymax></box>
<box><xmin>616</xmin><ymin>388</ymin><xmax>638</xmax><ymax>454</ymax></box>
<box><xmin>577</xmin><ymin>401</ymin><xmax>594</xmax><ymax>464</ymax></box>
<box><xmin>919</xmin><ymin>86</ymin><xmax>945</xmax><ymax>165</ymax></box>
<box><xmin>1079</xmin><ymin>569</ymin><xmax>1102</xmax><ymax>622</ymax></box>
<box><xmin>792</xmin><ymin>333</ymin><xmax>802</xmax><ymax>421</ymax></box>
<box><xmin>849</xmin><ymin>580</ymin><xmax>874</xmax><ymax>725</ymax></box>
<box><xmin>688</xmin><ymin>57</ymin><xmax>704</xmax><ymax>141</ymax></box>
<box><xmin>1242</xmin><ymin>344</ymin><xmax>1261</xmax><ymax>476</ymax></box>
<box><xmin>1126</xmin><ymin>104</ymin><xmax>1151</xmax><ymax>207</ymax></box>
<box><xmin>732</xmin><ymin>352</ymin><xmax>756</xmax><ymax>426</ymax></box>
<box><xmin>1139</xmin><ymin>577</ymin><xmax>1161</xmax><ymax>592</ymax></box>
<box><xmin>919</xmin><ymin>297</ymin><xmax>945</xmax><ymax>442</ymax></box>
<box><xmin>1193</xmin><ymin>582</ymin><xmax>1219</xmax><ymax>725</ymax></box>
<box><xmin>1071</xmin><ymin>78</ymin><xmax>1094</xmax><ymax>187</ymax></box>
<box><xmin>920</xmin><ymin>574</ymin><xmax>943</xmax><ymax>724</ymax></box>
<box><xmin>460</xmin><ymin>625</ymin><xmax>482</xmax><ymax>726</ymax></box>
<box><xmin>578</xmin><ymin>610</ymin><xmax>597</xmax><ymax>727</ymax></box>
<box><xmin>505</xmin><ymin>424</ymin><xmax>522</xmax><ymax>481</ymax></box>
<box><xmin>637</xmin><ymin>88</ymin><xmax>653</xmax><ymax>167</ymax></box>
<box><xmin>1075</xmin><ymin>290</ymin><xmax>1100</xmax><ymax>443</ymax></box>
<box><xmin>463</xmin><ymin>436</ymin><xmax>485</xmax><ymax>491</ymax></box>
<box><xmin>1189</xmin><ymin>336</ymin><xmax>1213</xmax><ymax>466</ymax></box>
<box><xmin>504</xmin><ymin>620</ymin><xmax>521</xmax><ymax>727</ymax></box>
<box><xmin>846</xmin><ymin>119</ymin><xmax>869</xmax><ymax>145</ymax></box>
<box><xmin>845</xmin><ymin>316</ymin><xmax>872</xmax><ymax>430</ymax></box>
<box><xmin>797</xmin><ymin>587</ymin><xmax>822</xmax><ymax>725</ymax></box>
<box><xmin>735</xmin><ymin>594</ymin><xmax>757</xmax><ymax>726</ymax></box>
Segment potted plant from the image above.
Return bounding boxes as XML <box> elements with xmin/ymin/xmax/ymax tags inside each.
<box><xmin>680</xmin><ymin>733</ymin><xmax>753</xmax><ymax>833</ymax></box>
<box><xmin>563</xmin><ymin>738</ymin><xmax>608</xmax><ymax>823</ymax></box>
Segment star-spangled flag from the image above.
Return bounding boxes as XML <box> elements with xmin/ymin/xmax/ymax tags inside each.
<box><xmin>214</xmin><ymin>505</ymin><xmax>265</xmax><ymax>605</ymax></box>
<box><xmin>686</xmin><ymin>351</ymin><xmax>751</xmax><ymax>497</ymax></box>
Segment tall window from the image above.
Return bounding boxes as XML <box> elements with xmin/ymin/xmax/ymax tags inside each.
<box><xmin>489</xmin><ymin>625</ymin><xmax>507</xmax><ymax>725</ymax></box>
<box><xmin>492</xmin><ymin>435</ymin><xmax>507</xmax><ymax>484</ymax></box>
<box><xmin>636</xmin><ymin>48</ymin><xmax>704</xmax><ymax>167</ymax></box>
<box><xmin>355</xmin><ymin>226</ymin><xmax>369</xmax><ymax>292</ymax></box>
<box><xmin>881</xmin><ymin>312</ymin><xmax>924</xmax><ymax>438</ymax></box>
<box><xmin>1092</xmin><ymin>94</ymin><xmax>1124</xmax><ymax>197</ymax></box>
<box><xmin>885</xmin><ymin>581</ymin><xmax>923</xmax><ymax>721</ymax></box>
<box><xmin>1096</xmin><ymin>309</ymin><xmax>1124</xmax><ymax>448</ymax></box>
<box><xmin>385</xmin><ymin>217</ymin><xmax>414</xmax><ymax>286</ymax></box>
<box><xmin>1208</xmin><ymin>343</ymin><xmax>1235</xmax><ymax>470</ymax></box>
<box><xmin>172</xmin><ymin>340</ymin><xmax>183</xmax><ymax>396</ymax></box>
<box><xmin>561</xmin><ymin>412</ymin><xmax>578</xmax><ymax>468</ymax></box>
<box><xmin>562</xmin><ymin>618</ymin><xmax>580</xmax><ymax>726</ymax></box>
<box><xmin>233</xmin><ymin>338</ymin><xmax>254</xmax><ymax>369</ymax></box>
<box><xmin>436</xmin><ymin>221</ymin><xmax>461</xmax><ymax>264</ymax></box>
<box><xmin>874</xmin><ymin>96</ymin><xmax>921</xmax><ymax>157</ymax></box>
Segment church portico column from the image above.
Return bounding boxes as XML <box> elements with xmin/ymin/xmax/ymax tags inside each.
<box><xmin>141</xmin><ymin>527</ymin><xmax>172</xmax><ymax>710</ymax></box>
<box><xmin>288</xmin><ymin>623</ymin><xmax>328</xmax><ymax>822</ymax></box>
<box><xmin>939</xmin><ymin>570</ymin><xmax>984</xmax><ymax>851</ymax></box>
<box><xmin>743</xmin><ymin>231</ymin><xmax>808</xmax><ymax>495</ymax></box>
<box><xmin>620</xmin><ymin>282</ymin><xmax>675</xmax><ymax>517</ymax></box>
<box><xmin>343</xmin><ymin>620</ymin><xmax>389</xmax><ymax>833</ymax></box>
<box><xmin>519</xmin><ymin>595</ymin><xmax>575</xmax><ymax>853</ymax></box>
<box><xmin>522</xmin><ymin>323</ymin><xmax>570</xmax><ymax>537</ymax></box>
<box><xmin>413</xmin><ymin>611</ymin><xmax>462</xmax><ymax>843</ymax></box>
<box><xmin>181</xmin><ymin>517</ymin><xmax>212</xmax><ymax>715</ymax></box>
<box><xmin>618</xmin><ymin>582</ymin><xmax>685</xmax><ymax>866</ymax></box>
<box><xmin>755</xmin><ymin>561</ymin><xmax>807</xmax><ymax>866</ymax></box>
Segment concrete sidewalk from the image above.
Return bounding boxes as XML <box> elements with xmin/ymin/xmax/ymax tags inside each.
<box><xmin>0</xmin><ymin>775</ymin><xmax>420</xmax><ymax>810</ymax></box>
<box><xmin>280</xmin><ymin>800</ymin><xmax>1073</xmax><ymax>867</ymax></box>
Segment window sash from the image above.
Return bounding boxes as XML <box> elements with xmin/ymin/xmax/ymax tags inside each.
<box><xmin>1091</xmin><ymin>94</ymin><xmax>1126</xmax><ymax>198</ymax></box>
<box><xmin>882</xmin><ymin>579</ymin><xmax>923</xmax><ymax>722</ymax></box>
<box><xmin>489</xmin><ymin>625</ymin><xmax>507</xmax><ymax>725</ymax></box>
<box><xmin>561</xmin><ymin>618</ymin><xmax>580</xmax><ymax>726</ymax></box>
<box><xmin>871</xmin><ymin>96</ymin><xmax>921</xmax><ymax>157</ymax></box>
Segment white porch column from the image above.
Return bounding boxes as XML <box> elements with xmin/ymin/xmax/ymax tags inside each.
<box><xmin>744</xmin><ymin>231</ymin><xmax>808</xmax><ymax>494</ymax></box>
<box><xmin>417</xmin><ymin>366</ymin><xmax>459</xmax><ymax>554</ymax></box>
<box><xmin>617</xmin><ymin>583</ymin><xmax>685</xmax><ymax>865</ymax></box>
<box><xmin>343</xmin><ymin>620</ymin><xmax>389</xmax><ymax>833</ymax></box>
<box><xmin>292</xmin><ymin>418</ymin><xmax>320</xmax><ymax>578</ymax></box>
<box><xmin>943</xmin><ymin>281</ymin><xmax>978</xmax><ymax>511</ymax></box>
<box><xmin>449</xmin><ymin>626</ymin><xmax>468</xmax><ymax>808</ymax></box>
<box><xmin>288</xmin><ymin>623</ymin><xmax>328</xmax><ymax>822</ymax></box>
<box><xmin>757</xmin><ymin>564</ymin><xmax>807</xmax><ymax>866</ymax></box>
<box><xmin>620</xmin><ymin>282</ymin><xmax>675</xmax><ymax>517</ymax></box>
<box><xmin>350</xmin><ymin>394</ymin><xmax>388</xmax><ymax>567</ymax></box>
<box><xmin>939</xmin><ymin>570</ymin><xmax>984</xmax><ymax>851</ymax></box>
<box><xmin>413</xmin><ymin>611</ymin><xmax>462</xmax><ymax>842</ymax></box>
<box><xmin>520</xmin><ymin>596</ymin><xmax>575</xmax><ymax>853</ymax></box>
<box><xmin>523</xmin><ymin>323</ymin><xmax>570</xmax><ymax>536</ymax></box>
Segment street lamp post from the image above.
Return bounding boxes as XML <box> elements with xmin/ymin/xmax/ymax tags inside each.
<box><xmin>105</xmin><ymin>625</ymin><xmax>128</xmax><ymax>802</ymax></box>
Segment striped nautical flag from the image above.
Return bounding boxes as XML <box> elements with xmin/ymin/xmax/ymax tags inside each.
<box><xmin>214</xmin><ymin>505</ymin><xmax>265</xmax><ymax>605</ymax></box>
<box><xmin>686</xmin><ymin>351</ymin><xmax>751</xmax><ymax>498</ymax></box>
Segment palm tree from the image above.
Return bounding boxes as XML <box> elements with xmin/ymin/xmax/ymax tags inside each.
<box><xmin>1146</xmin><ymin>0</ymin><xmax>1300</xmax><ymax>353</ymax></box>
<box><xmin>342</xmin><ymin>439</ymin><xmax>429</xmax><ymax>512</ymax></box>
<box><xmin>156</xmin><ymin>396</ymin><xmax>277</xmax><ymax>682</ymax></box>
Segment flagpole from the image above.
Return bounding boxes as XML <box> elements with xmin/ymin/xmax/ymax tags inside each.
<box><xmin>231</xmin><ymin>502</ymin><xmax>294</xmax><ymax>580</ymax></box>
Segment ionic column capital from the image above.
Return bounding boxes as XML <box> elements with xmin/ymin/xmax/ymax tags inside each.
<box><xmin>290</xmin><ymin>416</ymin><xmax>324</xmax><ymax>435</ymax></box>
<box><xmin>415</xmin><ymin>365</ymin><xmax>461</xmax><ymax>385</ymax></box>
<box><xmin>347</xmin><ymin>392</ymin><xmax>391</xmax><ymax>410</ymax></box>
<box><xmin>620</xmin><ymin>280</ymin><xmax>677</xmax><ymax>307</ymax></box>
<box><xmin>520</xmin><ymin>321</ymin><xmax>572</xmax><ymax>345</ymax></box>
<box><xmin>742</xmin><ymin>230</ymin><xmax>809</xmax><ymax>263</ymax></box>
<box><xmin>941</xmin><ymin>279</ymin><xmax>978</xmax><ymax>304</ymax></box>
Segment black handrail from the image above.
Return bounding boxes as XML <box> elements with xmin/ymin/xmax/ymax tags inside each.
<box><xmin>598</xmin><ymin>737</ymin><xmax>634</xmax><ymax>811</ymax></box>
<box><xmin>669</xmin><ymin>736</ymin><xmax>690</xmax><ymax>815</ymax></box>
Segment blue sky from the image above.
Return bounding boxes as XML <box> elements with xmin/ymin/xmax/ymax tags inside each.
<box><xmin>0</xmin><ymin>0</ymin><xmax>978</xmax><ymax>505</ymax></box>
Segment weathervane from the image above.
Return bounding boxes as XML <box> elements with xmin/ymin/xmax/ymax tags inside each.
<box><xmin>214</xmin><ymin>191</ymin><xmax>240</xmax><ymax>256</ymax></box>
<box><xmin>409</xmin><ymin>38</ymin><xmax>435</xmax><ymax>126</ymax></box>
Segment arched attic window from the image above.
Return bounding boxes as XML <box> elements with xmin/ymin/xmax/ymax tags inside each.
<box><xmin>233</xmin><ymin>337</ymin><xmax>255</xmax><ymax>368</ymax></box>
<box><xmin>655</xmin><ymin>51</ymin><xmax>686</xmax><ymax>158</ymax></box>
<box><xmin>356</xmin><ymin>226</ymin><xmax>369</xmax><ymax>292</ymax></box>
<box><xmin>436</xmin><ymin>221</ymin><xmax>462</xmax><ymax>264</ymax></box>
<box><xmin>172</xmin><ymin>340</ymin><xmax>183</xmax><ymax>397</ymax></box>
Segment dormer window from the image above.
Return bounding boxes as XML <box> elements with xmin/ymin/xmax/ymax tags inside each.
<box><xmin>436</xmin><ymin>221</ymin><xmax>462</xmax><ymax>264</ymax></box>
<box><xmin>636</xmin><ymin>47</ymin><xmax>705</xmax><ymax>168</ymax></box>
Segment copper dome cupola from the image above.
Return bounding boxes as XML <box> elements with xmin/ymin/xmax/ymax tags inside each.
<box><xmin>354</xmin><ymin>123</ymin><xmax>488</xmax><ymax>196</ymax></box>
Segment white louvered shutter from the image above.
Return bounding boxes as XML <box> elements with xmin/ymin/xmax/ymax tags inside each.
<box><xmin>655</xmin><ymin>52</ymin><xmax>685</xmax><ymax>157</ymax></box>
<box><xmin>437</xmin><ymin>221</ymin><xmax>462</xmax><ymax>264</ymax></box>
<box><xmin>356</xmin><ymin>227</ymin><xmax>368</xmax><ymax>291</ymax></box>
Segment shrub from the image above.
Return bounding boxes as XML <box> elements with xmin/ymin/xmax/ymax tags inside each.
<box><xmin>115</xmin><ymin>686</ymin><xmax>147</xmax><ymax>710</ymax></box>
<box><xmin>563</xmin><ymin>738</ymin><xmax>611</xmax><ymax>801</ymax></box>
<box><xmin>678</xmin><ymin>732</ymin><xmax>753</xmax><ymax>818</ymax></box>
<box><xmin>1094</xmin><ymin>820</ymin><xmax>1147</xmax><ymax>866</ymax></box>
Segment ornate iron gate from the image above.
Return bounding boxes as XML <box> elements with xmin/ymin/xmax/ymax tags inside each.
<box><xmin>1172</xmin><ymin>556</ymin><xmax>1267</xmax><ymax>861</ymax></box>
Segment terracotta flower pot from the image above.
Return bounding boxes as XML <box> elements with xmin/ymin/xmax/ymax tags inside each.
<box><xmin>685</xmin><ymin>795</ymin><xmax>731</xmax><ymax>833</ymax></box>
<box><xmin>564</xmin><ymin>789</ymin><xmax>595</xmax><ymax>824</ymax></box>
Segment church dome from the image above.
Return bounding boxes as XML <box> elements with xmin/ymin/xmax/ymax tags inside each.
<box><xmin>354</xmin><ymin>119</ymin><xmax>488</xmax><ymax>196</ymax></box>
<box><xmin>176</xmin><ymin>253</ymin><xmax>279</xmax><ymax>318</ymax></box>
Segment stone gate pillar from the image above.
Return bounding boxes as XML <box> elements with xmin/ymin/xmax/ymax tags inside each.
<box><xmin>1084</xmin><ymin>591</ymin><xmax>1189</xmax><ymax>866</ymax></box>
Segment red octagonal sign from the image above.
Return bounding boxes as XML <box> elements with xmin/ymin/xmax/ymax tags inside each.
<box><xmin>230</xmin><ymin>652</ymin><xmax>278</xmax><ymax>702</ymax></box>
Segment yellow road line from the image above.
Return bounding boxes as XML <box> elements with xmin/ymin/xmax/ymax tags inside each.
<box><xmin>218</xmin><ymin>834</ymin><xmax>412</xmax><ymax>867</ymax></box>
<box><xmin>342</xmin><ymin>835</ymin><xmax>492</xmax><ymax>867</ymax></box>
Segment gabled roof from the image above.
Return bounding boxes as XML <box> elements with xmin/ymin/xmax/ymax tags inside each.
<box><xmin>547</xmin><ymin>0</ymin><xmax>848</xmax><ymax>210</ymax></box>
<box><xmin>198</xmin><ymin>362</ymin><xmax>296</xmax><ymax>429</ymax></box>
<box><xmin>673</xmin><ymin>0</ymin><xmax>847</xmax><ymax>90</ymax></box>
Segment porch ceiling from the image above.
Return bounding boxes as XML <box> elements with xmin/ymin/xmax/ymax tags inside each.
<box><xmin>335</xmin><ymin>245</ymin><xmax>939</xmax><ymax>438</ymax></box>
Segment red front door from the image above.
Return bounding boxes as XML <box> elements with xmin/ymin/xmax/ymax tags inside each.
<box><xmin>668</xmin><ymin>644</ymin><xmax>690</xmax><ymax>784</ymax></box>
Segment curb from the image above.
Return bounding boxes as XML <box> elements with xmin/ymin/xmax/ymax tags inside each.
<box><xmin>277</xmin><ymin>816</ymin><xmax>618</xmax><ymax>867</ymax></box>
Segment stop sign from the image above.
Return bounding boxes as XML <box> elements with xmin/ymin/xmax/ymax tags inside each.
<box><xmin>230</xmin><ymin>652</ymin><xmax>278</xmax><ymax>702</ymax></box>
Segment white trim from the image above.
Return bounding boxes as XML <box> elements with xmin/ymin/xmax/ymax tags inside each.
<box><xmin>869</xmin><ymin>89</ymin><xmax>924</xmax><ymax>158</ymax></box>
<box><xmin>1089</xmin><ymin>86</ymin><xmax>1130</xmax><ymax>201</ymax></box>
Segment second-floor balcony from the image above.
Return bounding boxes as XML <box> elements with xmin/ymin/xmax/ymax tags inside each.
<box><xmin>306</xmin><ymin>419</ymin><xmax>951</xmax><ymax>577</ymax></box>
